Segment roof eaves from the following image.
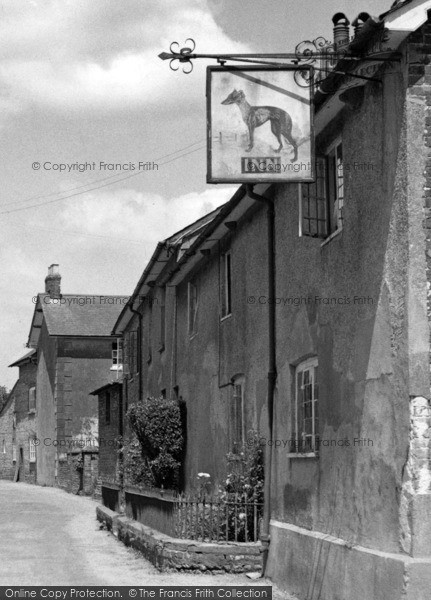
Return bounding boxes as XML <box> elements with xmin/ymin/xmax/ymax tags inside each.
<box><xmin>8</xmin><ymin>348</ymin><xmax>36</xmax><ymax>368</ymax></box>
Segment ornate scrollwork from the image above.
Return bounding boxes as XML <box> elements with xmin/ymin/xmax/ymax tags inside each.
<box><xmin>294</xmin><ymin>37</ymin><xmax>339</xmax><ymax>88</ymax></box>
<box><xmin>167</xmin><ymin>39</ymin><xmax>196</xmax><ymax>74</ymax></box>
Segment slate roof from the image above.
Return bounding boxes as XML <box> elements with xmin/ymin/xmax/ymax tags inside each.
<box><xmin>28</xmin><ymin>293</ymin><xmax>129</xmax><ymax>346</ymax></box>
<box><xmin>8</xmin><ymin>348</ymin><xmax>36</xmax><ymax>368</ymax></box>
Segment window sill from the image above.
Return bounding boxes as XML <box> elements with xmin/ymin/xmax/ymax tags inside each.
<box><xmin>321</xmin><ymin>228</ymin><xmax>342</xmax><ymax>247</ymax></box>
<box><xmin>220</xmin><ymin>313</ymin><xmax>232</xmax><ymax>323</ymax></box>
<box><xmin>287</xmin><ymin>452</ymin><xmax>318</xmax><ymax>459</ymax></box>
<box><xmin>28</xmin><ymin>410</ymin><xmax>36</xmax><ymax>416</ymax></box>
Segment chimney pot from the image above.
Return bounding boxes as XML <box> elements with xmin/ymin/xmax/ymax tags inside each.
<box><xmin>332</xmin><ymin>12</ymin><xmax>350</xmax><ymax>49</ymax></box>
<box><xmin>45</xmin><ymin>264</ymin><xmax>61</xmax><ymax>298</ymax></box>
<box><xmin>352</xmin><ymin>12</ymin><xmax>370</xmax><ymax>37</ymax></box>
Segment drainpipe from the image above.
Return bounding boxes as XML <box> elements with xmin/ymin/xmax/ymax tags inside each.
<box><xmin>246</xmin><ymin>185</ymin><xmax>276</xmax><ymax>576</ymax></box>
<box><xmin>129</xmin><ymin>305</ymin><xmax>143</xmax><ymax>401</ymax></box>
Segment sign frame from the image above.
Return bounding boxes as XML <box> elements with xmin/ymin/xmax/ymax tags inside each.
<box><xmin>206</xmin><ymin>65</ymin><xmax>315</xmax><ymax>184</ymax></box>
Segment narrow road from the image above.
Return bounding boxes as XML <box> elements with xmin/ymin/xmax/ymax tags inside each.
<box><xmin>0</xmin><ymin>481</ymin><xmax>295</xmax><ymax>597</ymax></box>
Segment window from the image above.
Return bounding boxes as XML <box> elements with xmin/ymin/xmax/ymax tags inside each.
<box><xmin>112</xmin><ymin>339</ymin><xmax>123</xmax><ymax>366</ymax></box>
<box><xmin>12</xmin><ymin>444</ymin><xmax>16</xmax><ymax>463</ymax></box>
<box><xmin>2</xmin><ymin>439</ymin><xmax>5</xmax><ymax>454</ymax></box>
<box><xmin>159</xmin><ymin>287</ymin><xmax>166</xmax><ymax>351</ymax></box>
<box><xmin>221</xmin><ymin>252</ymin><xmax>232</xmax><ymax>318</ymax></box>
<box><xmin>231</xmin><ymin>377</ymin><xmax>244</xmax><ymax>453</ymax></box>
<box><xmin>105</xmin><ymin>392</ymin><xmax>111</xmax><ymax>425</ymax></box>
<box><xmin>326</xmin><ymin>140</ymin><xmax>344</xmax><ymax>234</ymax></box>
<box><xmin>300</xmin><ymin>157</ymin><xmax>328</xmax><ymax>238</ymax></box>
<box><xmin>28</xmin><ymin>387</ymin><xmax>36</xmax><ymax>413</ymax></box>
<box><xmin>300</xmin><ymin>139</ymin><xmax>344</xmax><ymax>239</ymax></box>
<box><xmin>29</xmin><ymin>439</ymin><xmax>36</xmax><ymax>463</ymax></box>
<box><xmin>188</xmin><ymin>282</ymin><xmax>198</xmax><ymax>336</ymax></box>
<box><xmin>293</xmin><ymin>358</ymin><xmax>319</xmax><ymax>455</ymax></box>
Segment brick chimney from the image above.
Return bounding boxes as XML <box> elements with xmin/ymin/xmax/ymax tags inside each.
<box><xmin>332</xmin><ymin>13</ymin><xmax>350</xmax><ymax>48</ymax></box>
<box><xmin>45</xmin><ymin>264</ymin><xmax>61</xmax><ymax>298</ymax></box>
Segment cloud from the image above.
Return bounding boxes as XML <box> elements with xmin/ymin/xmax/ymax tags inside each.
<box><xmin>59</xmin><ymin>186</ymin><xmax>237</xmax><ymax>243</ymax></box>
<box><xmin>0</xmin><ymin>0</ymin><xmax>250</xmax><ymax>114</ymax></box>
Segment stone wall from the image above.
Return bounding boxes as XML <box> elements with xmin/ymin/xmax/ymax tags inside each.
<box><xmin>96</xmin><ymin>504</ymin><xmax>262</xmax><ymax>574</ymax></box>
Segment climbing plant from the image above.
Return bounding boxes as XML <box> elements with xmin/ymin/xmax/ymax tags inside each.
<box><xmin>127</xmin><ymin>397</ymin><xmax>184</xmax><ymax>490</ymax></box>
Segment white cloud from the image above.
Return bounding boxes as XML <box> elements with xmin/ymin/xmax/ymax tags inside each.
<box><xmin>59</xmin><ymin>186</ymin><xmax>237</xmax><ymax>242</ymax></box>
<box><xmin>0</xmin><ymin>0</ymin><xmax>250</xmax><ymax>113</ymax></box>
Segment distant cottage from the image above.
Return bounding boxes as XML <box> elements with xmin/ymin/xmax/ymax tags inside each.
<box><xmin>0</xmin><ymin>264</ymin><xmax>127</xmax><ymax>494</ymax></box>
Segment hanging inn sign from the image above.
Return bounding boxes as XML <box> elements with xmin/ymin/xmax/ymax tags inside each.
<box><xmin>159</xmin><ymin>33</ymin><xmax>399</xmax><ymax>184</ymax></box>
<box><xmin>207</xmin><ymin>66</ymin><xmax>314</xmax><ymax>183</ymax></box>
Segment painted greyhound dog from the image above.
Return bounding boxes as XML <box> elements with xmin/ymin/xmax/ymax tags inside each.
<box><xmin>221</xmin><ymin>89</ymin><xmax>298</xmax><ymax>160</ymax></box>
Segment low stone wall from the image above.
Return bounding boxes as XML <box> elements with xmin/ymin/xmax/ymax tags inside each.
<box><xmin>96</xmin><ymin>504</ymin><xmax>262</xmax><ymax>573</ymax></box>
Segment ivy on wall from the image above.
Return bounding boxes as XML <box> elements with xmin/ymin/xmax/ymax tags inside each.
<box><xmin>126</xmin><ymin>397</ymin><xmax>184</xmax><ymax>490</ymax></box>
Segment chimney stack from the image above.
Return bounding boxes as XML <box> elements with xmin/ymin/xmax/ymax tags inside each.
<box><xmin>332</xmin><ymin>13</ymin><xmax>350</xmax><ymax>48</ymax></box>
<box><xmin>45</xmin><ymin>264</ymin><xmax>61</xmax><ymax>298</ymax></box>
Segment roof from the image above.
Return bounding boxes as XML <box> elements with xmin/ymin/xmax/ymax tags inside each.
<box><xmin>314</xmin><ymin>0</ymin><xmax>431</xmax><ymax>132</ymax></box>
<box><xmin>28</xmin><ymin>294</ymin><xmax>129</xmax><ymax>346</ymax></box>
<box><xmin>112</xmin><ymin>205</ymin><xmax>225</xmax><ymax>334</ymax></box>
<box><xmin>89</xmin><ymin>381</ymin><xmax>121</xmax><ymax>396</ymax></box>
<box><xmin>8</xmin><ymin>348</ymin><xmax>36</xmax><ymax>368</ymax></box>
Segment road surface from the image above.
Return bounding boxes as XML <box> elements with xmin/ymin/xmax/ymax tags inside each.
<box><xmin>0</xmin><ymin>481</ymin><xmax>295</xmax><ymax>597</ymax></box>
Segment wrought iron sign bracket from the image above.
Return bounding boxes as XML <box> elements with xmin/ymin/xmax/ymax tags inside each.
<box><xmin>159</xmin><ymin>38</ymin><xmax>400</xmax><ymax>87</ymax></box>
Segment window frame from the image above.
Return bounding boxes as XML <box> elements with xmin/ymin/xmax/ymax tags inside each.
<box><xmin>29</xmin><ymin>439</ymin><xmax>36</xmax><ymax>463</ymax></box>
<box><xmin>325</xmin><ymin>137</ymin><xmax>344</xmax><ymax>236</ymax></box>
<box><xmin>288</xmin><ymin>357</ymin><xmax>319</xmax><ymax>458</ymax></box>
<box><xmin>299</xmin><ymin>136</ymin><xmax>344</xmax><ymax>241</ymax></box>
<box><xmin>112</xmin><ymin>339</ymin><xmax>123</xmax><ymax>367</ymax></box>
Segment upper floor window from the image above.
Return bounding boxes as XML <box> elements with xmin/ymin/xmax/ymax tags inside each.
<box><xmin>188</xmin><ymin>282</ymin><xmax>198</xmax><ymax>337</ymax></box>
<box><xmin>292</xmin><ymin>358</ymin><xmax>319</xmax><ymax>455</ymax></box>
<box><xmin>221</xmin><ymin>251</ymin><xmax>232</xmax><ymax>318</ymax></box>
<box><xmin>2</xmin><ymin>439</ymin><xmax>5</xmax><ymax>454</ymax></box>
<box><xmin>300</xmin><ymin>138</ymin><xmax>344</xmax><ymax>239</ymax></box>
<box><xmin>28</xmin><ymin>387</ymin><xmax>36</xmax><ymax>413</ymax></box>
<box><xmin>112</xmin><ymin>340</ymin><xmax>123</xmax><ymax>366</ymax></box>
<box><xmin>327</xmin><ymin>139</ymin><xmax>344</xmax><ymax>234</ymax></box>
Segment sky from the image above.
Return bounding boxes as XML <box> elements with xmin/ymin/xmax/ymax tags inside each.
<box><xmin>0</xmin><ymin>0</ymin><xmax>391</xmax><ymax>388</ymax></box>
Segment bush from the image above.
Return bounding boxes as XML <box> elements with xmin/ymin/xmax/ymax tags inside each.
<box><xmin>127</xmin><ymin>397</ymin><xmax>184</xmax><ymax>490</ymax></box>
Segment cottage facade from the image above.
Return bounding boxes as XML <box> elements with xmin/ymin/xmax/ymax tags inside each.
<box><xmin>0</xmin><ymin>350</ymin><xmax>38</xmax><ymax>483</ymax></box>
<box><xmin>22</xmin><ymin>265</ymin><xmax>127</xmax><ymax>494</ymax></box>
<box><xmin>95</xmin><ymin>2</ymin><xmax>431</xmax><ymax>598</ymax></box>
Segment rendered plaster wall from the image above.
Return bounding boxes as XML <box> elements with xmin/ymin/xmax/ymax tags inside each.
<box><xmin>267</xmin><ymin>28</ymin><xmax>431</xmax><ymax>600</ymax></box>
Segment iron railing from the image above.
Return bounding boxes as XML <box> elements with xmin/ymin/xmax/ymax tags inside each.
<box><xmin>175</xmin><ymin>493</ymin><xmax>263</xmax><ymax>543</ymax></box>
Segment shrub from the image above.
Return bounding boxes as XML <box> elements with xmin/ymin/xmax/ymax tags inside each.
<box><xmin>127</xmin><ymin>397</ymin><xmax>184</xmax><ymax>490</ymax></box>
